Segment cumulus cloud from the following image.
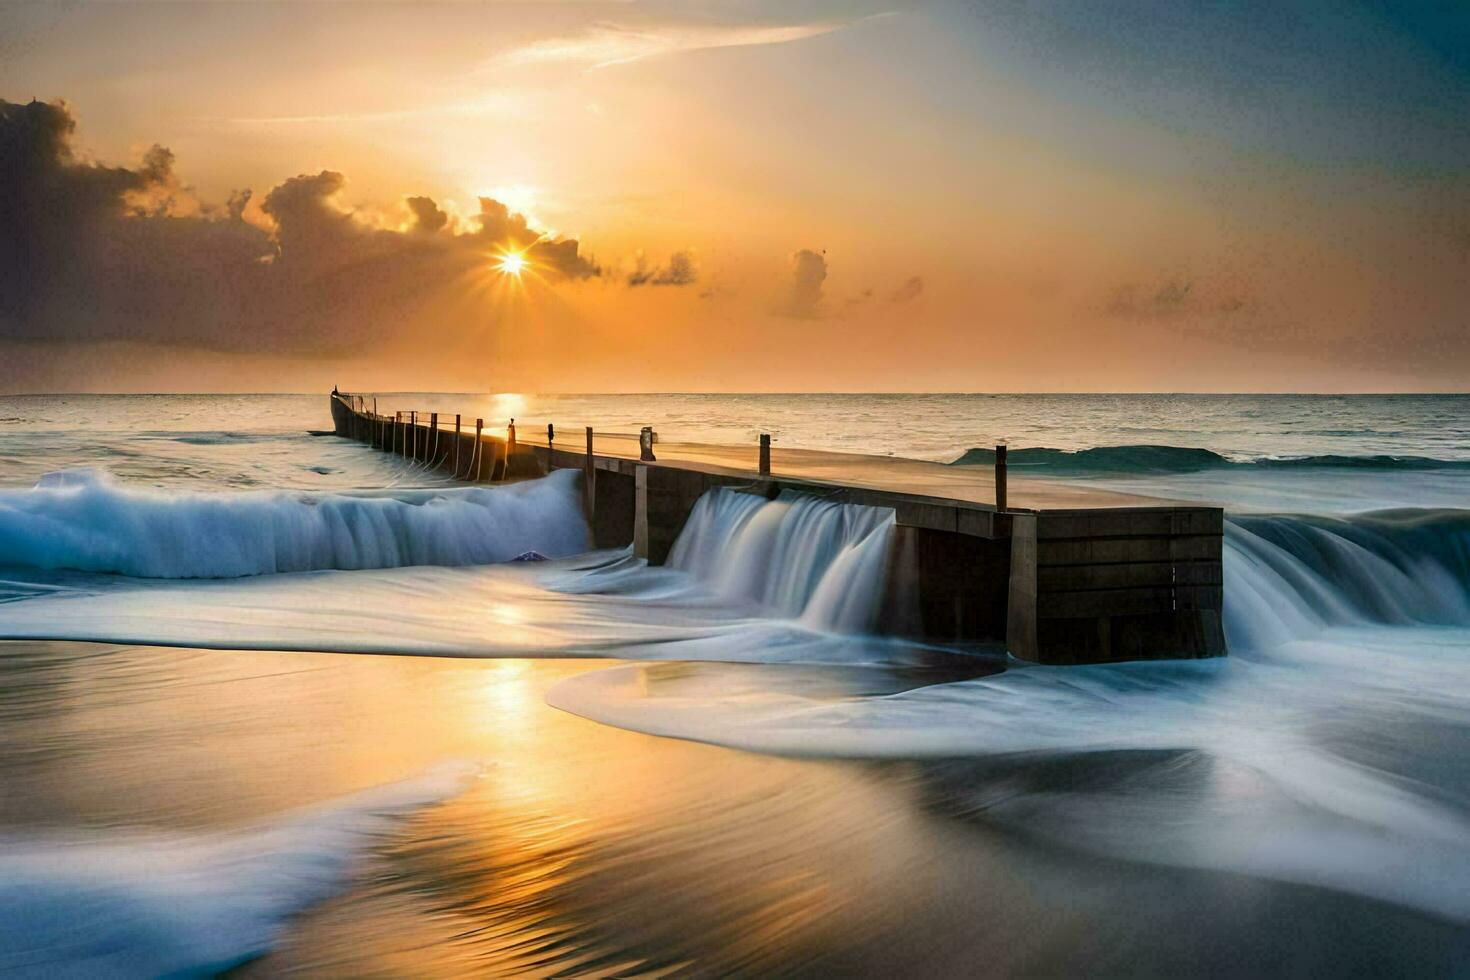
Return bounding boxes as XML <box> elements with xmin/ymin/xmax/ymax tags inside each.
<box><xmin>778</xmin><ymin>248</ymin><xmax>827</xmax><ymax>318</ymax></box>
<box><xmin>628</xmin><ymin>250</ymin><xmax>697</xmax><ymax>286</ymax></box>
<box><xmin>890</xmin><ymin>275</ymin><xmax>923</xmax><ymax>303</ymax></box>
<box><xmin>0</xmin><ymin>98</ymin><xmax>619</xmax><ymax>354</ymax></box>
<box><xmin>406</xmin><ymin>195</ymin><xmax>449</xmax><ymax>234</ymax></box>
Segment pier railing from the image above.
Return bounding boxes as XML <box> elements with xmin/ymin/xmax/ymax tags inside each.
<box><xmin>331</xmin><ymin>391</ymin><xmax>1012</xmax><ymax>510</ymax></box>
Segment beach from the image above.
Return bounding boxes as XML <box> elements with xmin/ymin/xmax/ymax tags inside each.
<box><xmin>3</xmin><ymin>640</ymin><xmax>1463</xmax><ymax>977</ymax></box>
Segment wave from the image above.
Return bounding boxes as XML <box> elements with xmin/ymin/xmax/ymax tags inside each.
<box><xmin>950</xmin><ymin>444</ymin><xmax>1470</xmax><ymax>475</ymax></box>
<box><xmin>666</xmin><ymin>487</ymin><xmax>895</xmax><ymax>633</ymax></box>
<box><xmin>0</xmin><ymin>764</ymin><xmax>474</xmax><ymax>978</ymax></box>
<box><xmin>1224</xmin><ymin>508</ymin><xmax>1470</xmax><ymax>652</ymax></box>
<box><xmin>0</xmin><ymin>468</ymin><xmax>588</xmax><ymax>579</ymax></box>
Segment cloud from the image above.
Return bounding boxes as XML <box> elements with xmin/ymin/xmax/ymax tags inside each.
<box><xmin>406</xmin><ymin>195</ymin><xmax>448</xmax><ymax>234</ymax></box>
<box><xmin>1106</xmin><ymin>278</ymin><xmax>1196</xmax><ymax>318</ymax></box>
<box><xmin>0</xmin><ymin>98</ymin><xmax>616</xmax><ymax>354</ymax></box>
<box><xmin>890</xmin><ymin>275</ymin><xmax>923</xmax><ymax>303</ymax></box>
<box><xmin>494</xmin><ymin>18</ymin><xmax>856</xmax><ymax>70</ymax></box>
<box><xmin>777</xmin><ymin>248</ymin><xmax>827</xmax><ymax>318</ymax></box>
<box><xmin>628</xmin><ymin>250</ymin><xmax>697</xmax><ymax>286</ymax></box>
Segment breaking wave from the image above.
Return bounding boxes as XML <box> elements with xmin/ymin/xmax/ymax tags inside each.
<box><xmin>0</xmin><ymin>467</ymin><xmax>587</xmax><ymax>578</ymax></box>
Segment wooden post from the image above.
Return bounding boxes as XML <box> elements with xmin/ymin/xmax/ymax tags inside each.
<box><xmin>759</xmin><ymin>433</ymin><xmax>771</xmax><ymax>476</ymax></box>
<box><xmin>411</xmin><ymin>411</ymin><xmax>419</xmax><ymax>462</ymax></box>
<box><xmin>474</xmin><ymin>418</ymin><xmax>484</xmax><ymax>481</ymax></box>
<box><xmin>430</xmin><ymin>412</ymin><xmax>439</xmax><ymax>466</ymax></box>
<box><xmin>454</xmin><ymin>414</ymin><xmax>462</xmax><ymax>477</ymax></box>
<box><xmin>547</xmin><ymin>422</ymin><xmax>555</xmax><ymax>465</ymax></box>
<box><xmin>995</xmin><ymin>443</ymin><xmax>1007</xmax><ymax>512</ymax></box>
<box><xmin>585</xmin><ymin>426</ymin><xmax>596</xmax><ymax>520</ymax></box>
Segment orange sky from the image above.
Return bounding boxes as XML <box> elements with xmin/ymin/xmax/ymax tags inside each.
<box><xmin>1</xmin><ymin>2</ymin><xmax>1467</xmax><ymax>392</ymax></box>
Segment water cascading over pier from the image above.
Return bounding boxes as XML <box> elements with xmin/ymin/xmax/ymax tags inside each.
<box><xmin>667</xmin><ymin>488</ymin><xmax>897</xmax><ymax>634</ymax></box>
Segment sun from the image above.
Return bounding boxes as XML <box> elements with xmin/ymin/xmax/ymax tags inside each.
<box><xmin>496</xmin><ymin>250</ymin><xmax>527</xmax><ymax>277</ymax></box>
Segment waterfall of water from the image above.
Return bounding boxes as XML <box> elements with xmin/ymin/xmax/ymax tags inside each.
<box><xmin>1223</xmin><ymin>510</ymin><xmax>1470</xmax><ymax>652</ymax></box>
<box><xmin>666</xmin><ymin>488</ymin><xmax>896</xmax><ymax>633</ymax></box>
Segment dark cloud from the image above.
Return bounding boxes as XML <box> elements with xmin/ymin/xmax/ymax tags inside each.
<box><xmin>0</xmin><ymin>98</ymin><xmax>612</xmax><ymax>354</ymax></box>
<box><xmin>1106</xmin><ymin>278</ymin><xmax>1196</xmax><ymax>318</ymax></box>
<box><xmin>778</xmin><ymin>248</ymin><xmax>826</xmax><ymax>318</ymax></box>
<box><xmin>405</xmin><ymin>195</ymin><xmax>448</xmax><ymax>234</ymax></box>
<box><xmin>627</xmin><ymin>249</ymin><xmax>697</xmax><ymax>286</ymax></box>
<box><xmin>890</xmin><ymin>275</ymin><xmax>923</xmax><ymax>303</ymax></box>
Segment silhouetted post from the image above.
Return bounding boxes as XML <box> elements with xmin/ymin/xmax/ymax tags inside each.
<box><xmin>453</xmin><ymin>414</ymin><xmax>462</xmax><ymax>477</ymax></box>
<box><xmin>640</xmin><ymin>426</ymin><xmax>657</xmax><ymax>462</ymax></box>
<box><xmin>584</xmin><ymin>426</ymin><xmax>596</xmax><ymax>519</ymax></box>
<box><xmin>759</xmin><ymin>433</ymin><xmax>771</xmax><ymax>476</ymax></box>
<box><xmin>995</xmin><ymin>443</ymin><xmax>1008</xmax><ymax>512</ymax></box>
<box><xmin>473</xmin><ymin>418</ymin><xmax>484</xmax><ymax>480</ymax></box>
<box><xmin>430</xmin><ymin>412</ymin><xmax>439</xmax><ymax>465</ymax></box>
<box><xmin>547</xmin><ymin>422</ymin><xmax>555</xmax><ymax>461</ymax></box>
<box><xmin>395</xmin><ymin>412</ymin><xmax>402</xmax><ymax>456</ymax></box>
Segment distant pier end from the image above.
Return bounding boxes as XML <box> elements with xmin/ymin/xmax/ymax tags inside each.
<box><xmin>329</xmin><ymin>392</ymin><xmax>1226</xmax><ymax>665</ymax></box>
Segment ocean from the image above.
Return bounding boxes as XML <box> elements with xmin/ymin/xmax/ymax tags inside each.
<box><xmin>0</xmin><ymin>392</ymin><xmax>1466</xmax><ymax>976</ymax></box>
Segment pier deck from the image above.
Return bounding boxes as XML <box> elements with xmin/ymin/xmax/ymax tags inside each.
<box><xmin>513</xmin><ymin>429</ymin><xmax>1185</xmax><ymax>512</ymax></box>
<box><xmin>329</xmin><ymin>392</ymin><xmax>1226</xmax><ymax>665</ymax></box>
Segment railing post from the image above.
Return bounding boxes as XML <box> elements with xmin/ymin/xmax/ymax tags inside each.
<box><xmin>585</xmin><ymin>426</ymin><xmax>596</xmax><ymax>521</ymax></box>
<box><xmin>640</xmin><ymin>426</ymin><xmax>656</xmax><ymax>462</ymax></box>
<box><xmin>995</xmin><ymin>443</ymin><xmax>1008</xmax><ymax>512</ymax></box>
<box><xmin>430</xmin><ymin>412</ymin><xmax>439</xmax><ymax>466</ymax></box>
<box><xmin>474</xmin><ymin>418</ymin><xmax>484</xmax><ymax>480</ymax></box>
<box><xmin>547</xmin><ymin>422</ymin><xmax>555</xmax><ymax>468</ymax></box>
<box><xmin>759</xmin><ymin>433</ymin><xmax>771</xmax><ymax>476</ymax></box>
<box><xmin>411</xmin><ymin>411</ymin><xmax>419</xmax><ymax>462</ymax></box>
<box><xmin>454</xmin><ymin>414</ymin><xmax>462</xmax><ymax>477</ymax></box>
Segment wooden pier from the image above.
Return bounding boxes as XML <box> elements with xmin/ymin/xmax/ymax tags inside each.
<box><xmin>329</xmin><ymin>392</ymin><xmax>1226</xmax><ymax>665</ymax></box>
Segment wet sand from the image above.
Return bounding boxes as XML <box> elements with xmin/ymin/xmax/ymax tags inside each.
<box><xmin>1</xmin><ymin>640</ymin><xmax>1462</xmax><ymax>977</ymax></box>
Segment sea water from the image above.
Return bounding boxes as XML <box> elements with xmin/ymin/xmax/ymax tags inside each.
<box><xmin>0</xmin><ymin>392</ymin><xmax>1466</xmax><ymax>975</ymax></box>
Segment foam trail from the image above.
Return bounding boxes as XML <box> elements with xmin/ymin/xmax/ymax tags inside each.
<box><xmin>0</xmin><ymin>763</ymin><xmax>475</xmax><ymax>978</ymax></box>
<box><xmin>549</xmin><ymin>509</ymin><xmax>1470</xmax><ymax>920</ymax></box>
<box><xmin>0</xmin><ymin>468</ymin><xmax>587</xmax><ymax>578</ymax></box>
<box><xmin>666</xmin><ymin>487</ymin><xmax>895</xmax><ymax>632</ymax></box>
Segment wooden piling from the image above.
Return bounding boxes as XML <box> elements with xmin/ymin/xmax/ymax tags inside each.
<box><xmin>995</xmin><ymin>443</ymin><xmax>1007</xmax><ymax>512</ymax></box>
<box><xmin>759</xmin><ymin>433</ymin><xmax>771</xmax><ymax>476</ymax></box>
<box><xmin>585</xmin><ymin>426</ymin><xmax>596</xmax><ymax>519</ymax></box>
<box><xmin>430</xmin><ymin>412</ymin><xmax>439</xmax><ymax>466</ymax></box>
<box><xmin>473</xmin><ymin>418</ymin><xmax>484</xmax><ymax>481</ymax></box>
<box><xmin>454</xmin><ymin>414</ymin><xmax>462</xmax><ymax>477</ymax></box>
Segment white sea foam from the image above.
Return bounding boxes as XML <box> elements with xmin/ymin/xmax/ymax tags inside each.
<box><xmin>0</xmin><ymin>763</ymin><xmax>476</xmax><ymax>978</ymax></box>
<box><xmin>0</xmin><ymin>467</ymin><xmax>587</xmax><ymax>578</ymax></box>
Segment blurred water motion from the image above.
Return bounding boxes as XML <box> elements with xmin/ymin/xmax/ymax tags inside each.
<box><xmin>1</xmin><ymin>642</ymin><xmax>1461</xmax><ymax>977</ymax></box>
